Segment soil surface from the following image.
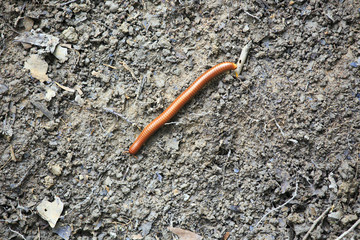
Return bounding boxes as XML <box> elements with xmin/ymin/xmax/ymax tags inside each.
<box><xmin>1</xmin><ymin>0</ymin><xmax>360</xmax><ymax>239</ymax></box>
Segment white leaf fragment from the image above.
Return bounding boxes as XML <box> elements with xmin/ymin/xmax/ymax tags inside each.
<box><xmin>37</xmin><ymin>196</ymin><xmax>64</xmax><ymax>228</ymax></box>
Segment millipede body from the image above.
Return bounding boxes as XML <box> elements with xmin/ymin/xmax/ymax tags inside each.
<box><xmin>129</xmin><ymin>62</ymin><xmax>237</xmax><ymax>155</ymax></box>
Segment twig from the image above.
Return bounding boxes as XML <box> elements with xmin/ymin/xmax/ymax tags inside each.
<box><xmin>123</xmin><ymin>165</ymin><xmax>130</xmax><ymax>180</ymax></box>
<box><xmin>98</xmin><ymin>119</ymin><xmax>105</xmax><ymax>131</ymax></box>
<box><xmin>103</xmin><ymin>63</ymin><xmax>117</xmax><ymax>69</ymax></box>
<box><xmin>302</xmin><ymin>205</ymin><xmax>333</xmax><ymax>240</ymax></box>
<box><xmin>103</xmin><ymin>107</ymin><xmax>139</xmax><ymax>130</ymax></box>
<box><xmin>10</xmin><ymin>144</ymin><xmax>17</xmax><ymax>161</ymax></box>
<box><xmin>263</xmin><ymin>106</ymin><xmax>286</xmax><ymax>138</ymax></box>
<box><xmin>164</xmin><ymin>121</ymin><xmax>183</xmax><ymax>125</ymax></box>
<box><xmin>9</xmin><ymin>227</ymin><xmax>26</xmax><ymax>240</ymax></box>
<box><xmin>60</xmin><ymin>0</ymin><xmax>78</xmax><ymax>6</ymax></box>
<box><xmin>136</xmin><ymin>75</ymin><xmax>147</xmax><ymax>100</ymax></box>
<box><xmin>244</xmin><ymin>11</ymin><xmax>261</xmax><ymax>21</ymax></box>
<box><xmin>0</xmin><ymin>157</ymin><xmax>12</xmax><ymax>171</ymax></box>
<box><xmin>273</xmin><ymin>118</ymin><xmax>285</xmax><ymax>137</ymax></box>
<box><xmin>119</xmin><ymin>61</ymin><xmax>139</xmax><ymax>82</ymax></box>
<box><xmin>335</xmin><ymin>218</ymin><xmax>360</xmax><ymax>240</ymax></box>
<box><xmin>254</xmin><ymin>181</ymin><xmax>298</xmax><ymax>228</ymax></box>
<box><xmin>222</xmin><ymin>150</ymin><xmax>232</xmax><ymax>186</ymax></box>
<box><xmin>0</xmin><ymin>37</ymin><xmax>6</xmax><ymax>57</ymax></box>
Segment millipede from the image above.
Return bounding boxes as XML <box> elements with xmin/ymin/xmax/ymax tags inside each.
<box><xmin>129</xmin><ymin>42</ymin><xmax>252</xmax><ymax>155</ymax></box>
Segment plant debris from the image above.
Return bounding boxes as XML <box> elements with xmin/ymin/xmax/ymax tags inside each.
<box><xmin>36</xmin><ymin>196</ymin><xmax>64</xmax><ymax>228</ymax></box>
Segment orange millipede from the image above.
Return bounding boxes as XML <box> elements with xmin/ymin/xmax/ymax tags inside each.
<box><xmin>129</xmin><ymin>62</ymin><xmax>238</xmax><ymax>155</ymax></box>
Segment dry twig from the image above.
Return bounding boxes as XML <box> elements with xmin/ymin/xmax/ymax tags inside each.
<box><xmin>120</xmin><ymin>61</ymin><xmax>138</xmax><ymax>82</ymax></box>
<box><xmin>254</xmin><ymin>181</ymin><xmax>298</xmax><ymax>228</ymax></box>
<box><xmin>9</xmin><ymin>144</ymin><xmax>17</xmax><ymax>161</ymax></box>
<box><xmin>136</xmin><ymin>75</ymin><xmax>147</xmax><ymax>100</ymax></box>
<box><xmin>302</xmin><ymin>205</ymin><xmax>333</xmax><ymax>240</ymax></box>
<box><xmin>9</xmin><ymin>228</ymin><xmax>26</xmax><ymax>240</ymax></box>
<box><xmin>335</xmin><ymin>218</ymin><xmax>360</xmax><ymax>240</ymax></box>
<box><xmin>244</xmin><ymin>11</ymin><xmax>261</xmax><ymax>21</ymax></box>
<box><xmin>103</xmin><ymin>107</ymin><xmax>139</xmax><ymax>129</ymax></box>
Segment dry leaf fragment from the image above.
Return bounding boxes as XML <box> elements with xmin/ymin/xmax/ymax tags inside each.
<box><xmin>168</xmin><ymin>227</ymin><xmax>202</xmax><ymax>240</ymax></box>
<box><xmin>223</xmin><ymin>232</ymin><xmax>230</xmax><ymax>240</ymax></box>
<box><xmin>37</xmin><ymin>196</ymin><xmax>64</xmax><ymax>228</ymax></box>
<box><xmin>14</xmin><ymin>30</ymin><xmax>59</xmax><ymax>53</ymax></box>
<box><xmin>24</xmin><ymin>54</ymin><xmax>49</xmax><ymax>82</ymax></box>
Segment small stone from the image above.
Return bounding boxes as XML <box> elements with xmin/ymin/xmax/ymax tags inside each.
<box><xmin>140</xmin><ymin>221</ymin><xmax>153</xmax><ymax>236</ymax></box>
<box><xmin>145</xmin><ymin>13</ymin><xmax>160</xmax><ymax>28</ymax></box>
<box><xmin>53</xmin><ymin>45</ymin><xmax>68</xmax><ymax>63</ymax></box>
<box><xmin>61</xmin><ymin>27</ymin><xmax>78</xmax><ymax>43</ymax></box>
<box><xmin>287</xmin><ymin>213</ymin><xmax>305</xmax><ymax>224</ymax></box>
<box><xmin>105</xmin><ymin>1</ymin><xmax>119</xmax><ymax>12</ymax></box>
<box><xmin>162</xmin><ymin>49</ymin><xmax>171</xmax><ymax>56</ymax></box>
<box><xmin>341</xmin><ymin>214</ymin><xmax>358</xmax><ymax>225</ymax></box>
<box><xmin>172</xmin><ymin>189</ymin><xmax>180</xmax><ymax>196</ymax></box>
<box><xmin>328</xmin><ymin>211</ymin><xmax>343</xmax><ymax>220</ymax></box>
<box><xmin>243</xmin><ymin>24</ymin><xmax>250</xmax><ymax>32</ymax></box>
<box><xmin>91</xmin><ymin>208</ymin><xmax>101</xmax><ymax>219</ymax></box>
<box><xmin>104</xmin><ymin>176</ymin><xmax>113</xmax><ymax>187</ymax></box>
<box><xmin>158</xmin><ymin>36</ymin><xmax>171</xmax><ymax>49</ymax></box>
<box><xmin>0</xmin><ymin>83</ymin><xmax>9</xmax><ymax>94</ymax></box>
<box><xmin>183</xmin><ymin>194</ymin><xmax>190</xmax><ymax>201</ymax></box>
<box><xmin>299</xmin><ymin>94</ymin><xmax>305</xmax><ymax>102</ymax></box>
<box><xmin>316</xmin><ymin>94</ymin><xmax>325</xmax><ymax>101</ymax></box>
<box><xmin>44</xmin><ymin>120</ymin><xmax>59</xmax><ymax>131</ymax></box>
<box><xmin>119</xmin><ymin>22</ymin><xmax>130</xmax><ymax>33</ymax></box>
<box><xmin>293</xmin><ymin>223</ymin><xmax>310</xmax><ymax>235</ymax></box>
<box><xmin>313</xmin><ymin>122</ymin><xmax>323</xmax><ymax>132</ymax></box>
<box><xmin>49</xmin><ymin>164</ymin><xmax>62</xmax><ymax>176</ymax></box>
<box><xmin>165</xmin><ymin>138</ymin><xmax>179</xmax><ymax>151</ymax></box>
<box><xmin>75</xmin><ymin>95</ymin><xmax>84</xmax><ymax>105</ymax></box>
<box><xmin>121</xmin><ymin>186</ymin><xmax>130</xmax><ymax>194</ymax></box>
<box><xmin>44</xmin><ymin>175</ymin><xmax>54</xmax><ymax>188</ymax></box>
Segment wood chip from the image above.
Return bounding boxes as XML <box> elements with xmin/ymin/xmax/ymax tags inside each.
<box><xmin>30</xmin><ymin>100</ymin><xmax>54</xmax><ymax>120</ymax></box>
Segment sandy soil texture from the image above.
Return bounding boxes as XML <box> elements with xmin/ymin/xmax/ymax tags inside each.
<box><xmin>1</xmin><ymin>0</ymin><xmax>360</xmax><ymax>239</ymax></box>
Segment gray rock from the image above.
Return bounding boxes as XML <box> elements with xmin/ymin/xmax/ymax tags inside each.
<box><xmin>328</xmin><ymin>211</ymin><xmax>343</xmax><ymax>220</ymax></box>
<box><xmin>0</xmin><ymin>83</ymin><xmax>9</xmax><ymax>94</ymax></box>
<box><xmin>341</xmin><ymin>214</ymin><xmax>358</xmax><ymax>225</ymax></box>
<box><xmin>105</xmin><ymin>1</ymin><xmax>119</xmax><ymax>13</ymax></box>
<box><xmin>140</xmin><ymin>221</ymin><xmax>153</xmax><ymax>236</ymax></box>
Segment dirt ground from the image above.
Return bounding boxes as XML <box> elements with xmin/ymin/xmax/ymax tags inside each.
<box><xmin>1</xmin><ymin>0</ymin><xmax>360</xmax><ymax>239</ymax></box>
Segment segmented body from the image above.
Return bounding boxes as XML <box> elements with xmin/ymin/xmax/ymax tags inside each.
<box><xmin>129</xmin><ymin>62</ymin><xmax>237</xmax><ymax>155</ymax></box>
